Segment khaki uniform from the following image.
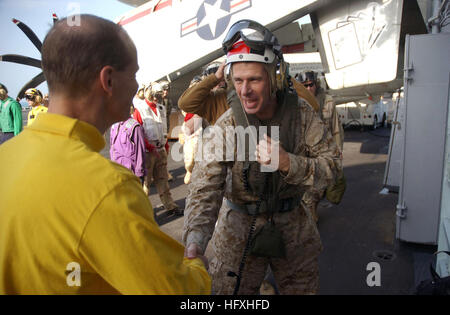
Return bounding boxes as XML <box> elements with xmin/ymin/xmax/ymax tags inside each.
<box><xmin>178</xmin><ymin>74</ymin><xmax>229</xmax><ymax>125</ymax></box>
<box><xmin>144</xmin><ymin>148</ymin><xmax>178</xmax><ymax>210</ymax></box>
<box><xmin>182</xmin><ymin>93</ymin><xmax>340</xmax><ymax>294</ymax></box>
<box><xmin>302</xmin><ymin>91</ymin><xmax>344</xmax><ymax>221</ymax></box>
<box><xmin>134</xmin><ymin>98</ymin><xmax>178</xmax><ymax>212</ymax></box>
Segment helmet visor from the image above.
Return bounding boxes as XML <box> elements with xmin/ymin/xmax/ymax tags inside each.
<box><xmin>222</xmin><ymin>20</ymin><xmax>278</xmax><ymax>54</ymax></box>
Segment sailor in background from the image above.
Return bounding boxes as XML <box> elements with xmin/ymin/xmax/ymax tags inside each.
<box><xmin>0</xmin><ymin>83</ymin><xmax>22</xmax><ymax>145</ymax></box>
<box><xmin>133</xmin><ymin>82</ymin><xmax>182</xmax><ymax>215</ymax></box>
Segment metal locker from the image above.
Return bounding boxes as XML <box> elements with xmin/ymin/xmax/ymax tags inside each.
<box><xmin>396</xmin><ymin>33</ymin><xmax>450</xmax><ymax>244</ymax></box>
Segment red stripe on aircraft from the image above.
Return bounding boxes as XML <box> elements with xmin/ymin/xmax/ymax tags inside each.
<box><xmin>230</xmin><ymin>0</ymin><xmax>249</xmax><ymax>9</ymax></box>
<box><xmin>118</xmin><ymin>8</ymin><xmax>152</xmax><ymax>25</ymax></box>
<box><xmin>182</xmin><ymin>21</ymin><xmax>197</xmax><ymax>31</ymax></box>
<box><xmin>118</xmin><ymin>0</ymin><xmax>172</xmax><ymax>26</ymax></box>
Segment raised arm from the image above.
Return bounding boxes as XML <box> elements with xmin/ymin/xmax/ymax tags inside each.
<box><xmin>182</xmin><ymin>123</ymin><xmax>229</xmax><ymax>255</ymax></box>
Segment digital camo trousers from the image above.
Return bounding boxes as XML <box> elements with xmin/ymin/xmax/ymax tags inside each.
<box><xmin>209</xmin><ymin>201</ymin><xmax>323</xmax><ymax>295</ymax></box>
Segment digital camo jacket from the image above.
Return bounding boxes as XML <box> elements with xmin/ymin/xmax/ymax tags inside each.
<box><xmin>182</xmin><ymin>93</ymin><xmax>341</xmax><ymax>253</ymax></box>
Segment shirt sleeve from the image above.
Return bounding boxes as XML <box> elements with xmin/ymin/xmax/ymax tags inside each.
<box><xmin>11</xmin><ymin>101</ymin><xmax>23</xmax><ymax>135</ymax></box>
<box><xmin>182</xmin><ymin>124</ymin><xmax>229</xmax><ymax>253</ymax></box>
<box><xmin>133</xmin><ymin>125</ymin><xmax>146</xmax><ymax>177</ymax></box>
<box><xmin>78</xmin><ymin>178</ymin><xmax>211</xmax><ymax>294</ymax></box>
<box><xmin>177</xmin><ymin>74</ymin><xmax>219</xmax><ymax>118</ymax></box>
<box><xmin>281</xmin><ymin>106</ymin><xmax>340</xmax><ymax>192</ymax></box>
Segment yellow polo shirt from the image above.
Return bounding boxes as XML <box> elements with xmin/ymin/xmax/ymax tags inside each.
<box><xmin>27</xmin><ymin>105</ymin><xmax>48</xmax><ymax>126</ymax></box>
<box><xmin>0</xmin><ymin>113</ymin><xmax>210</xmax><ymax>294</ymax></box>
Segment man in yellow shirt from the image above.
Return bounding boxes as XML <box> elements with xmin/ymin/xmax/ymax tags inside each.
<box><xmin>0</xmin><ymin>14</ymin><xmax>210</xmax><ymax>295</ymax></box>
<box><xmin>25</xmin><ymin>88</ymin><xmax>48</xmax><ymax>126</ymax></box>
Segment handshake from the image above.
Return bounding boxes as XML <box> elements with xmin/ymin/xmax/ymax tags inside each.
<box><xmin>184</xmin><ymin>243</ymin><xmax>209</xmax><ymax>270</ymax></box>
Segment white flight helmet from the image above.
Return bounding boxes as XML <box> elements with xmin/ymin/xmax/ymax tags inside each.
<box><xmin>222</xmin><ymin>19</ymin><xmax>287</xmax><ymax>95</ymax></box>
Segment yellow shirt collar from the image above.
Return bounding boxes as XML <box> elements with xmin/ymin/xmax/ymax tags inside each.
<box><xmin>28</xmin><ymin>113</ymin><xmax>106</xmax><ymax>152</ymax></box>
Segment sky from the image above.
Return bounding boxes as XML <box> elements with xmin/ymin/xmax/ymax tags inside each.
<box><xmin>0</xmin><ymin>0</ymin><xmax>133</xmax><ymax>106</ymax></box>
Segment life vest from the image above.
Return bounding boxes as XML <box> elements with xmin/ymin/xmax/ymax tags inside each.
<box><xmin>134</xmin><ymin>99</ymin><xmax>167</xmax><ymax>147</ymax></box>
<box><xmin>225</xmin><ymin>89</ymin><xmax>305</xmax><ymax>215</ymax></box>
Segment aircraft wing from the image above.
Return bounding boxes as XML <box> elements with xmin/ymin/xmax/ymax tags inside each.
<box><xmin>116</xmin><ymin>0</ymin><xmax>329</xmax><ymax>85</ymax></box>
<box><xmin>116</xmin><ymin>0</ymin><xmax>426</xmax><ymax>106</ymax></box>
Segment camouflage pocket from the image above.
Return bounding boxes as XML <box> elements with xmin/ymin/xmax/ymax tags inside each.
<box><xmin>326</xmin><ymin>173</ymin><xmax>346</xmax><ymax>204</ymax></box>
<box><xmin>249</xmin><ymin>221</ymin><xmax>286</xmax><ymax>258</ymax></box>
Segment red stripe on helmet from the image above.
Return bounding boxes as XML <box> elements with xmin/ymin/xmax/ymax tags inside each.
<box><xmin>227</xmin><ymin>41</ymin><xmax>250</xmax><ymax>57</ymax></box>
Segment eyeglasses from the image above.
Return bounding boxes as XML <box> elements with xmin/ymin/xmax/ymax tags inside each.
<box><xmin>303</xmin><ymin>82</ymin><xmax>315</xmax><ymax>88</ymax></box>
<box><xmin>25</xmin><ymin>95</ymin><xmax>35</xmax><ymax>100</ymax></box>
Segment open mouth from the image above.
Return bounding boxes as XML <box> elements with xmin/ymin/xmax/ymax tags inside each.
<box><xmin>243</xmin><ymin>99</ymin><xmax>258</xmax><ymax>109</ymax></box>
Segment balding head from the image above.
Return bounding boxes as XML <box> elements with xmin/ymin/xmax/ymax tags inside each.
<box><xmin>41</xmin><ymin>15</ymin><xmax>139</xmax><ymax>133</ymax></box>
<box><xmin>42</xmin><ymin>14</ymin><xmax>136</xmax><ymax>97</ymax></box>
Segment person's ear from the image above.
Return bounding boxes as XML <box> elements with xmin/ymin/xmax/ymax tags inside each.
<box><xmin>99</xmin><ymin>66</ymin><xmax>114</xmax><ymax>96</ymax></box>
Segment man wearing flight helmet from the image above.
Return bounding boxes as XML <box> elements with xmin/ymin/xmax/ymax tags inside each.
<box><xmin>178</xmin><ymin>56</ymin><xmax>314</xmax><ymax>127</ymax></box>
<box><xmin>25</xmin><ymin>88</ymin><xmax>48</xmax><ymax>126</ymax></box>
<box><xmin>0</xmin><ymin>83</ymin><xmax>23</xmax><ymax>144</ymax></box>
<box><xmin>202</xmin><ymin>61</ymin><xmax>227</xmax><ymax>91</ymax></box>
<box><xmin>133</xmin><ymin>82</ymin><xmax>181</xmax><ymax>215</ymax></box>
<box><xmin>183</xmin><ymin>20</ymin><xmax>341</xmax><ymax>294</ymax></box>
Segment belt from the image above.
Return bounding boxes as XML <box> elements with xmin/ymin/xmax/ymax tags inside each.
<box><xmin>149</xmin><ymin>140</ymin><xmax>165</xmax><ymax>149</ymax></box>
<box><xmin>226</xmin><ymin>195</ymin><xmax>303</xmax><ymax>216</ymax></box>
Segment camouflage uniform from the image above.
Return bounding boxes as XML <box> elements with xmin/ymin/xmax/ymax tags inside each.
<box><xmin>317</xmin><ymin>92</ymin><xmax>344</xmax><ymax>151</ymax></box>
<box><xmin>183</xmin><ymin>93</ymin><xmax>340</xmax><ymax>294</ymax></box>
<box><xmin>302</xmin><ymin>91</ymin><xmax>344</xmax><ymax>221</ymax></box>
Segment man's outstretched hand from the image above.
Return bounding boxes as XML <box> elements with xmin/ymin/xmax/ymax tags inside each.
<box><xmin>185</xmin><ymin>243</ymin><xmax>209</xmax><ymax>270</ymax></box>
